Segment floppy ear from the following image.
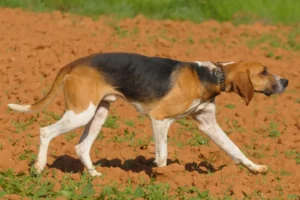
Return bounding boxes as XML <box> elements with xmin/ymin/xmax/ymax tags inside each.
<box><xmin>232</xmin><ymin>70</ymin><xmax>254</xmax><ymax>106</ymax></box>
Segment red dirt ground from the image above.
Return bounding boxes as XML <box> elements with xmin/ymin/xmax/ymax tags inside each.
<box><xmin>0</xmin><ymin>8</ymin><xmax>299</xmax><ymax>199</ymax></box>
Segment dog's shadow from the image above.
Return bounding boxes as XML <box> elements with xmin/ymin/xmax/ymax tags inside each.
<box><xmin>48</xmin><ymin>155</ymin><xmax>226</xmax><ymax>176</ymax></box>
<box><xmin>185</xmin><ymin>161</ymin><xmax>226</xmax><ymax>174</ymax></box>
<box><xmin>48</xmin><ymin>155</ymin><xmax>85</xmax><ymax>173</ymax></box>
<box><xmin>48</xmin><ymin>155</ymin><xmax>179</xmax><ymax>177</ymax></box>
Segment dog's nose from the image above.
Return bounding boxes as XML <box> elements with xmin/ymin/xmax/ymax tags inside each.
<box><xmin>280</xmin><ymin>78</ymin><xmax>289</xmax><ymax>87</ymax></box>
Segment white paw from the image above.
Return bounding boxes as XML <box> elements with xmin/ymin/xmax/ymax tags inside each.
<box><xmin>34</xmin><ymin>161</ymin><xmax>46</xmax><ymax>174</ymax></box>
<box><xmin>255</xmin><ymin>165</ymin><xmax>268</xmax><ymax>173</ymax></box>
<box><xmin>90</xmin><ymin>169</ymin><xmax>102</xmax><ymax>177</ymax></box>
<box><xmin>155</xmin><ymin>158</ymin><xmax>167</xmax><ymax>167</ymax></box>
<box><xmin>249</xmin><ymin>164</ymin><xmax>268</xmax><ymax>173</ymax></box>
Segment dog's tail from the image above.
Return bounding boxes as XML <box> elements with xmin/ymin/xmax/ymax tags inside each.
<box><xmin>8</xmin><ymin>65</ymin><xmax>73</xmax><ymax>113</ymax></box>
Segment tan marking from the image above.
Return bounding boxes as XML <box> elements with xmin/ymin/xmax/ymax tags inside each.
<box><xmin>63</xmin><ymin>65</ymin><xmax>120</xmax><ymax>114</ymax></box>
<box><xmin>148</xmin><ymin>66</ymin><xmax>202</xmax><ymax>120</ymax></box>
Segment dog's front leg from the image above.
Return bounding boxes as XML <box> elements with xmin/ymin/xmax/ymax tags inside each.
<box><xmin>193</xmin><ymin>102</ymin><xmax>268</xmax><ymax>173</ymax></box>
<box><xmin>150</xmin><ymin>118</ymin><xmax>173</xmax><ymax>167</ymax></box>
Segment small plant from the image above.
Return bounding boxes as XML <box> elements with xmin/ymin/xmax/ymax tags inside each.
<box><xmin>137</xmin><ymin>115</ymin><xmax>145</xmax><ymax>122</ymax></box>
<box><xmin>130</xmin><ymin>138</ymin><xmax>151</xmax><ymax>150</ymax></box>
<box><xmin>269</xmin><ymin>121</ymin><xmax>281</xmax><ymax>138</ymax></box>
<box><xmin>225</xmin><ymin>104</ymin><xmax>236</xmax><ymax>109</ymax></box>
<box><xmin>111</xmin><ymin>24</ymin><xmax>128</xmax><ymax>38</ymax></box>
<box><xmin>285</xmin><ymin>150</ymin><xmax>300</xmax><ymax>164</ymax></box>
<box><xmin>287</xmin><ymin>194</ymin><xmax>300</xmax><ymax>200</ymax></box>
<box><xmin>125</xmin><ymin>120</ymin><xmax>135</xmax><ymax>127</ymax></box>
<box><xmin>187</xmin><ymin>36</ymin><xmax>194</xmax><ymax>44</ymax></box>
<box><xmin>104</xmin><ymin>115</ymin><xmax>119</xmax><ymax>129</ymax></box>
<box><xmin>11</xmin><ymin>118</ymin><xmax>35</xmax><ymax>134</ymax></box>
<box><xmin>265</xmin><ymin>51</ymin><xmax>274</xmax><ymax>58</ymax></box>
<box><xmin>18</xmin><ymin>149</ymin><xmax>36</xmax><ymax>161</ymax></box>
<box><xmin>43</xmin><ymin>110</ymin><xmax>61</xmax><ymax>120</ymax></box>
<box><xmin>109</xmin><ymin>129</ymin><xmax>135</xmax><ymax>143</ymax></box>
<box><xmin>175</xmin><ymin>141</ymin><xmax>184</xmax><ymax>149</ymax></box>
<box><xmin>96</xmin><ymin>131</ymin><xmax>104</xmax><ymax>141</ymax></box>
<box><xmin>176</xmin><ymin>118</ymin><xmax>197</xmax><ymax>131</ymax></box>
<box><xmin>64</xmin><ymin>132</ymin><xmax>77</xmax><ymax>141</ymax></box>
<box><xmin>187</xmin><ymin>131</ymin><xmax>209</xmax><ymax>146</ymax></box>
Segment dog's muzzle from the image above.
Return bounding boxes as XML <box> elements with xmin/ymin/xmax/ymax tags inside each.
<box><xmin>280</xmin><ymin>78</ymin><xmax>289</xmax><ymax>88</ymax></box>
<box><xmin>264</xmin><ymin>77</ymin><xmax>289</xmax><ymax>96</ymax></box>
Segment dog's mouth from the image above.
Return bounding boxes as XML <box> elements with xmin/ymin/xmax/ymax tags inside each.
<box><xmin>259</xmin><ymin>83</ymin><xmax>287</xmax><ymax>96</ymax></box>
<box><xmin>263</xmin><ymin>90</ymin><xmax>273</xmax><ymax>96</ymax></box>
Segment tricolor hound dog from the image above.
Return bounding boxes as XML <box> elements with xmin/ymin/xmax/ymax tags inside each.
<box><xmin>8</xmin><ymin>52</ymin><xmax>288</xmax><ymax>176</ymax></box>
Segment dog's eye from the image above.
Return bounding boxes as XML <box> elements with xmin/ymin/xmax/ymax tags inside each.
<box><xmin>261</xmin><ymin>69</ymin><xmax>268</xmax><ymax>76</ymax></box>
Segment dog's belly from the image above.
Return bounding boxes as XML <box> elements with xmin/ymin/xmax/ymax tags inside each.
<box><xmin>130</xmin><ymin>98</ymin><xmax>213</xmax><ymax>120</ymax></box>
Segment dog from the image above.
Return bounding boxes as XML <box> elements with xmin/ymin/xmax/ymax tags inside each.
<box><xmin>8</xmin><ymin>52</ymin><xmax>288</xmax><ymax>176</ymax></box>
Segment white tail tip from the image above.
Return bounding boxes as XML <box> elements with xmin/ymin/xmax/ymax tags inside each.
<box><xmin>8</xmin><ymin>104</ymin><xmax>31</xmax><ymax>112</ymax></box>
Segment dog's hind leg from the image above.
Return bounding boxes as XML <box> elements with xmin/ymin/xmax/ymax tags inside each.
<box><xmin>34</xmin><ymin>72</ymin><xmax>103</xmax><ymax>174</ymax></box>
<box><xmin>75</xmin><ymin>100</ymin><xmax>110</xmax><ymax>176</ymax></box>
<box><xmin>35</xmin><ymin>103</ymin><xmax>96</xmax><ymax>173</ymax></box>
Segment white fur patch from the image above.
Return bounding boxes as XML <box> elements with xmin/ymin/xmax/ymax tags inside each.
<box><xmin>194</xmin><ymin>61</ymin><xmax>217</xmax><ymax>70</ymax></box>
<box><xmin>103</xmin><ymin>95</ymin><xmax>116</xmax><ymax>102</ymax></box>
<box><xmin>218</xmin><ymin>62</ymin><xmax>235</xmax><ymax>66</ymax></box>
<box><xmin>8</xmin><ymin>104</ymin><xmax>31</xmax><ymax>112</ymax></box>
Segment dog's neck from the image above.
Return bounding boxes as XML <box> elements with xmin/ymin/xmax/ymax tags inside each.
<box><xmin>214</xmin><ymin>62</ymin><xmax>239</xmax><ymax>93</ymax></box>
<box><xmin>214</xmin><ymin>64</ymin><xmax>226</xmax><ymax>92</ymax></box>
<box><xmin>218</xmin><ymin>63</ymin><xmax>239</xmax><ymax>92</ymax></box>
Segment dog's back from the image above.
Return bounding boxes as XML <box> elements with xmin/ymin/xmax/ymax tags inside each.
<box><xmin>86</xmin><ymin>52</ymin><xmax>181</xmax><ymax>102</ymax></box>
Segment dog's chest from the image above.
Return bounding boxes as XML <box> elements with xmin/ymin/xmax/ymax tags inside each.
<box><xmin>175</xmin><ymin>99</ymin><xmax>212</xmax><ymax>119</ymax></box>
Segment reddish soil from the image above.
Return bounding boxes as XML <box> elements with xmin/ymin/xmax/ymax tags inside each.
<box><xmin>0</xmin><ymin>8</ymin><xmax>299</xmax><ymax>199</ymax></box>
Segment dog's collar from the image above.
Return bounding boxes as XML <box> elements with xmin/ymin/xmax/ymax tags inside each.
<box><xmin>215</xmin><ymin>65</ymin><xmax>225</xmax><ymax>92</ymax></box>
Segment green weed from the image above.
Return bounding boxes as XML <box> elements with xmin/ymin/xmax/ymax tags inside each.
<box><xmin>96</xmin><ymin>131</ymin><xmax>104</xmax><ymax>141</ymax></box>
<box><xmin>125</xmin><ymin>120</ymin><xmax>135</xmax><ymax>127</ymax></box>
<box><xmin>285</xmin><ymin>150</ymin><xmax>300</xmax><ymax>164</ymax></box>
<box><xmin>111</xmin><ymin>24</ymin><xmax>128</xmax><ymax>38</ymax></box>
<box><xmin>18</xmin><ymin>149</ymin><xmax>36</xmax><ymax>161</ymax></box>
<box><xmin>224</xmin><ymin>117</ymin><xmax>245</xmax><ymax>134</ymax></box>
<box><xmin>43</xmin><ymin>110</ymin><xmax>61</xmax><ymax>120</ymax></box>
<box><xmin>176</xmin><ymin>118</ymin><xmax>197</xmax><ymax>131</ymax></box>
<box><xmin>103</xmin><ymin>115</ymin><xmax>119</xmax><ymax>129</ymax></box>
<box><xmin>287</xmin><ymin>194</ymin><xmax>300</xmax><ymax>200</ymax></box>
<box><xmin>225</xmin><ymin>104</ymin><xmax>236</xmax><ymax>109</ymax></box>
<box><xmin>11</xmin><ymin>118</ymin><xmax>35</xmax><ymax>134</ymax></box>
<box><xmin>187</xmin><ymin>131</ymin><xmax>209</xmax><ymax>146</ymax></box>
<box><xmin>64</xmin><ymin>132</ymin><xmax>77</xmax><ymax>141</ymax></box>
<box><xmin>269</xmin><ymin>121</ymin><xmax>281</xmax><ymax>138</ymax></box>
<box><xmin>187</xmin><ymin>36</ymin><xmax>194</xmax><ymax>44</ymax></box>
<box><xmin>109</xmin><ymin>129</ymin><xmax>135</xmax><ymax>144</ymax></box>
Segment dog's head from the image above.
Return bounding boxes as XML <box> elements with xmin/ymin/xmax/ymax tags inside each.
<box><xmin>219</xmin><ymin>61</ymin><xmax>289</xmax><ymax>105</ymax></box>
